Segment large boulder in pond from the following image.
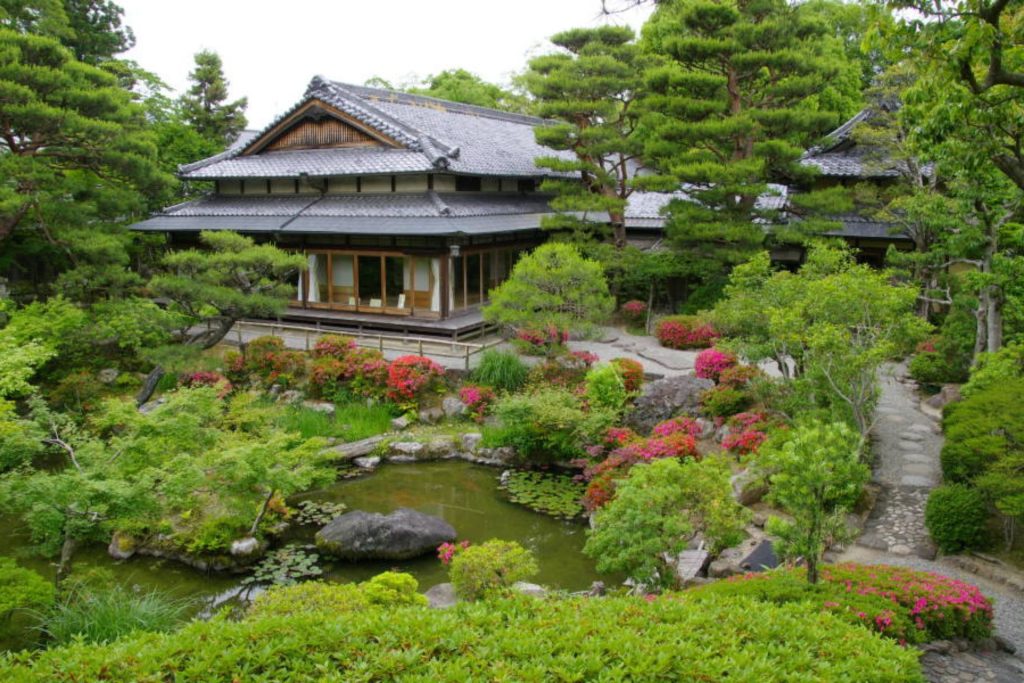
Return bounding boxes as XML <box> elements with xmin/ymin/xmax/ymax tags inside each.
<box><xmin>625</xmin><ymin>374</ymin><xmax>714</xmax><ymax>434</ymax></box>
<box><xmin>315</xmin><ymin>508</ymin><xmax>456</xmax><ymax>561</ymax></box>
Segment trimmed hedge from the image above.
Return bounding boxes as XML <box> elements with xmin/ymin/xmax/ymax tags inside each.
<box><xmin>0</xmin><ymin>593</ymin><xmax>923</xmax><ymax>682</ymax></box>
<box><xmin>925</xmin><ymin>484</ymin><xmax>989</xmax><ymax>553</ymax></box>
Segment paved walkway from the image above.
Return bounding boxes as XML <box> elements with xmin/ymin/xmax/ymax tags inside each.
<box><xmin>836</xmin><ymin>364</ymin><xmax>1024</xmax><ymax>681</ymax></box>
<box><xmin>855</xmin><ymin>365</ymin><xmax>943</xmax><ymax>558</ymax></box>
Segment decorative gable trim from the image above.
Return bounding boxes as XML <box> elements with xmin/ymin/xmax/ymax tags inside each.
<box><xmin>242</xmin><ymin>99</ymin><xmax>403</xmax><ymax>155</ymax></box>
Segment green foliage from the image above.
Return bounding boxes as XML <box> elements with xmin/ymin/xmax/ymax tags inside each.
<box><xmin>492</xmin><ymin>388</ymin><xmax>593</xmax><ymax>463</ymax></box>
<box><xmin>699</xmin><ymin>385</ymin><xmax>750</xmax><ymax>418</ymax></box>
<box><xmin>276</xmin><ymin>402</ymin><xmax>395</xmax><ymax>442</ymax></box>
<box><xmin>177</xmin><ymin>50</ymin><xmax>247</xmax><ymax>144</ymax></box>
<box><xmin>963</xmin><ymin>342</ymin><xmax>1024</xmax><ymax>398</ymax></box>
<box><xmin>925</xmin><ymin>484</ymin><xmax>990</xmax><ymax>554</ymax></box>
<box><xmin>249</xmin><ymin>573</ymin><xmax>425</xmax><ymax>620</ymax></box>
<box><xmin>712</xmin><ymin>245</ymin><xmax>929</xmax><ymax>434</ymax></box>
<box><xmin>405</xmin><ymin>69</ymin><xmax>529</xmax><ymax>113</ymax></box>
<box><xmin>0</xmin><ymin>593</ymin><xmax>923</xmax><ymax>682</ymax></box>
<box><xmin>0</xmin><ymin>400</ymin><xmax>46</xmax><ymax>472</ymax></box>
<box><xmin>941</xmin><ymin>379</ymin><xmax>1024</xmax><ymax>483</ymax></box>
<box><xmin>523</xmin><ymin>26</ymin><xmax>647</xmax><ymax>246</ymax></box>
<box><xmin>149</xmin><ymin>231</ymin><xmax>305</xmax><ymax>350</ymax></box>
<box><xmin>0</xmin><ymin>558</ymin><xmax>53</xmax><ymax>617</ymax></box>
<box><xmin>639</xmin><ymin>0</ymin><xmax>860</xmax><ymax>269</ymax></box>
<box><xmin>290</xmin><ymin>500</ymin><xmax>346</xmax><ymax>527</ymax></box>
<box><xmin>360</xmin><ymin>571</ymin><xmax>428</xmax><ymax>608</ymax></box>
<box><xmin>498</xmin><ymin>471</ymin><xmax>585</xmax><ymax>519</ymax></box>
<box><xmin>484</xmin><ymin>243</ymin><xmax>614</xmax><ymax>338</ymax></box>
<box><xmin>761</xmin><ymin>420</ymin><xmax>869</xmax><ymax>583</ymax></box>
<box><xmin>585</xmin><ymin>457</ymin><xmax>749</xmax><ymax>587</ymax></box>
<box><xmin>0</xmin><ymin>338</ymin><xmax>54</xmax><ymax>399</ymax></box>
<box><xmin>448</xmin><ymin>540</ymin><xmax>539</xmax><ymax>600</ymax></box>
<box><xmin>908</xmin><ymin>300</ymin><xmax>977</xmax><ymax>386</ymax></box>
<box><xmin>470</xmin><ymin>349</ymin><xmax>529</xmax><ymax>393</ymax></box>
<box><xmin>584</xmin><ymin>363</ymin><xmax>630</xmax><ymax>414</ymax></box>
<box><xmin>39</xmin><ymin>584</ymin><xmax>190</xmax><ymax>646</ymax></box>
<box><xmin>0</xmin><ymin>27</ymin><xmax>170</xmax><ymax>294</ymax></box>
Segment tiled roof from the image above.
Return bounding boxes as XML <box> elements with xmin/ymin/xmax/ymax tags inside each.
<box><xmin>822</xmin><ymin>213</ymin><xmax>913</xmax><ymax>241</ymax></box>
<box><xmin>800</xmin><ymin>107</ymin><xmax>928</xmax><ymax>179</ymax></box>
<box><xmin>179</xmin><ymin>77</ymin><xmax>574</xmax><ymax>180</ymax></box>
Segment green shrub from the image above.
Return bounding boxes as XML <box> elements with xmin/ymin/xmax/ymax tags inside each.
<box><xmin>584</xmin><ymin>363</ymin><xmax>629</xmax><ymax>413</ymax></box>
<box><xmin>471</xmin><ymin>349</ymin><xmax>529</xmax><ymax>392</ymax></box>
<box><xmin>699</xmin><ymin>385</ymin><xmax>751</xmax><ymax>417</ymax></box>
<box><xmin>40</xmin><ymin>585</ymin><xmax>190</xmax><ymax>646</ymax></box>
<box><xmin>0</xmin><ymin>558</ymin><xmax>54</xmax><ymax>617</ymax></box>
<box><xmin>909</xmin><ymin>350</ymin><xmax>958</xmax><ymax>386</ymax></box>
<box><xmin>941</xmin><ymin>379</ymin><xmax>1024</xmax><ymax>483</ymax></box>
<box><xmin>963</xmin><ymin>341</ymin><xmax>1024</xmax><ymax>397</ymax></box>
<box><xmin>492</xmin><ymin>388</ymin><xmax>588</xmax><ymax>463</ymax></box>
<box><xmin>0</xmin><ymin>595</ymin><xmax>923</xmax><ymax>681</ymax></box>
<box><xmin>449</xmin><ymin>540</ymin><xmax>539</xmax><ymax>600</ymax></box>
<box><xmin>247</xmin><ymin>572</ymin><xmax>425</xmax><ymax>620</ymax></box>
<box><xmin>277</xmin><ymin>402</ymin><xmax>395</xmax><ymax>441</ymax></box>
<box><xmin>925</xmin><ymin>484</ymin><xmax>989</xmax><ymax>553</ymax></box>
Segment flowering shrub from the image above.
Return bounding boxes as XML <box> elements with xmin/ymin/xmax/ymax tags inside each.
<box><xmin>311</xmin><ymin>334</ymin><xmax>357</xmax><ymax>359</ymax></box>
<box><xmin>695</xmin><ymin>348</ymin><xmax>738</xmax><ymax>382</ymax></box>
<box><xmin>652</xmin><ymin>416</ymin><xmax>702</xmax><ymax>439</ymax></box>
<box><xmin>700</xmin><ymin>385</ymin><xmax>750</xmax><ymax>418</ymax></box>
<box><xmin>459</xmin><ymin>384</ymin><xmax>495</xmax><ymax>423</ymax></box>
<box><xmin>386</xmin><ymin>355</ymin><xmax>445</xmax><ymax>406</ymax></box>
<box><xmin>620</xmin><ymin>300</ymin><xmax>647</xmax><ymax>327</ymax></box>
<box><xmin>437</xmin><ymin>540</ymin><xmax>471</xmax><ymax>566</ymax></box>
<box><xmin>718</xmin><ymin>364</ymin><xmax>765</xmax><ymax>389</ymax></box>
<box><xmin>570</xmin><ymin>350</ymin><xmax>599</xmax><ymax>367</ymax></box>
<box><xmin>722</xmin><ymin>429</ymin><xmax>768</xmax><ymax>456</ymax></box>
<box><xmin>916</xmin><ymin>337</ymin><xmax>938</xmax><ymax>354</ymax></box>
<box><xmin>655</xmin><ymin>315</ymin><xmax>719</xmax><ymax>350</ymax></box>
<box><xmin>309</xmin><ymin>347</ymin><xmax>389</xmax><ymax>400</ymax></box>
<box><xmin>526</xmin><ymin>353</ymin><xmax>590</xmax><ymax>389</ymax></box>
<box><xmin>513</xmin><ymin>325</ymin><xmax>569</xmax><ymax>356</ymax></box>
<box><xmin>610</xmin><ymin>357</ymin><xmax>644</xmax><ymax>393</ymax></box>
<box><xmin>180</xmin><ymin>371</ymin><xmax>233</xmax><ymax>398</ymax></box>
<box><xmin>604</xmin><ymin>426</ymin><xmax>640</xmax><ymax>447</ymax></box>
<box><xmin>819</xmin><ymin>563</ymin><xmax>993</xmax><ymax>642</ymax></box>
<box><xmin>234</xmin><ymin>336</ymin><xmax>307</xmax><ymax>387</ymax></box>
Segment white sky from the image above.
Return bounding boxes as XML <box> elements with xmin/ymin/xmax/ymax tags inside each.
<box><xmin>119</xmin><ymin>0</ymin><xmax>654</xmax><ymax>129</ymax></box>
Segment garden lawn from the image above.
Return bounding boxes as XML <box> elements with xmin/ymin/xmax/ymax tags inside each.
<box><xmin>276</xmin><ymin>402</ymin><xmax>395</xmax><ymax>442</ymax></box>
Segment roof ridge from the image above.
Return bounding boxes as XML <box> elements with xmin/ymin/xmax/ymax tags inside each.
<box><xmin>338</xmin><ymin>82</ymin><xmax>546</xmax><ymax>126</ymax></box>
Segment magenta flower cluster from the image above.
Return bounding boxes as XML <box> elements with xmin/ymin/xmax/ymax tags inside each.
<box><xmin>694</xmin><ymin>348</ymin><xmax>738</xmax><ymax>382</ymax></box>
<box><xmin>458</xmin><ymin>384</ymin><xmax>495</xmax><ymax>422</ymax></box>
<box><xmin>437</xmin><ymin>540</ymin><xmax>471</xmax><ymax>565</ymax></box>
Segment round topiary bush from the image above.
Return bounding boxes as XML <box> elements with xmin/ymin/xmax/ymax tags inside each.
<box><xmin>448</xmin><ymin>539</ymin><xmax>539</xmax><ymax>600</ymax></box>
<box><xmin>925</xmin><ymin>484</ymin><xmax>989</xmax><ymax>554</ymax></box>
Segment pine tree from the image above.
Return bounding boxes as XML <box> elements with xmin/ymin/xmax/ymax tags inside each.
<box><xmin>639</xmin><ymin>0</ymin><xmax>859</xmax><ymax>268</ymax></box>
<box><xmin>178</xmin><ymin>49</ymin><xmax>248</xmax><ymax>145</ymax></box>
<box><xmin>523</xmin><ymin>26</ymin><xmax>648</xmax><ymax>248</ymax></box>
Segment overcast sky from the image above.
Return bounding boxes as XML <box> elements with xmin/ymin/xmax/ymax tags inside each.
<box><xmin>118</xmin><ymin>0</ymin><xmax>654</xmax><ymax>129</ymax></box>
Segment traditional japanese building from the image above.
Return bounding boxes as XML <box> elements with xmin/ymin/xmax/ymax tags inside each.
<box><xmin>133</xmin><ymin>76</ymin><xmax>589</xmax><ymax>333</ymax></box>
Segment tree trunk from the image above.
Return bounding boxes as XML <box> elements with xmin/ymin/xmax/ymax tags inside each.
<box><xmin>806</xmin><ymin>556</ymin><xmax>819</xmax><ymax>585</ymax></box>
<box><xmin>249</xmin><ymin>489</ymin><xmax>276</xmax><ymax>537</ymax></box>
<box><xmin>186</xmin><ymin>316</ymin><xmax>238</xmax><ymax>350</ymax></box>
<box><xmin>56</xmin><ymin>535</ymin><xmax>77</xmax><ymax>589</ymax></box>
<box><xmin>645</xmin><ymin>283</ymin><xmax>655</xmax><ymax>334</ymax></box>
<box><xmin>136</xmin><ymin>365</ymin><xmax>165</xmax><ymax>407</ymax></box>
<box><xmin>987</xmin><ymin>288</ymin><xmax>1003</xmax><ymax>353</ymax></box>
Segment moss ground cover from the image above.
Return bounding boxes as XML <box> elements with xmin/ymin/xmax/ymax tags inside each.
<box><xmin>0</xmin><ymin>593</ymin><xmax>923</xmax><ymax>682</ymax></box>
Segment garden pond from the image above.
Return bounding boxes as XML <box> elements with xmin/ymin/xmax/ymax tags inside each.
<box><xmin>0</xmin><ymin>460</ymin><xmax>604</xmax><ymax>650</ymax></box>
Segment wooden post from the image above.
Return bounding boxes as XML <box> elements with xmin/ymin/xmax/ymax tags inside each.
<box><xmin>464</xmin><ymin>344</ymin><xmax>470</xmax><ymax>371</ymax></box>
<box><xmin>418</xmin><ymin>339</ymin><xmax>423</xmax><ymax>356</ymax></box>
<box><xmin>304</xmin><ymin>330</ymin><xmax>310</xmax><ymax>352</ymax></box>
<box><xmin>378</xmin><ymin>335</ymin><xmax>384</xmax><ymax>352</ymax></box>
<box><xmin>236</xmin><ymin>327</ymin><xmax>243</xmax><ymax>345</ymax></box>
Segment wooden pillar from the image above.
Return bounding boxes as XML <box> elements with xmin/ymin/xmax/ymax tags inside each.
<box><xmin>439</xmin><ymin>254</ymin><xmax>450</xmax><ymax>320</ymax></box>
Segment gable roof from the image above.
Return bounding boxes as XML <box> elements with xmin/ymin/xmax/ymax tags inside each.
<box><xmin>179</xmin><ymin>77</ymin><xmax>573</xmax><ymax>181</ymax></box>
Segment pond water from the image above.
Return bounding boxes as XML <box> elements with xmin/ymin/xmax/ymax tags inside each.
<box><xmin>0</xmin><ymin>461</ymin><xmax>604</xmax><ymax>650</ymax></box>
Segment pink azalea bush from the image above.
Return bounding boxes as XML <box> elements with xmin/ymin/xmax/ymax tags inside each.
<box><xmin>437</xmin><ymin>540</ymin><xmax>471</xmax><ymax>565</ymax></box>
<box><xmin>655</xmin><ymin>316</ymin><xmax>719</xmax><ymax>350</ymax></box>
<box><xmin>309</xmin><ymin>346</ymin><xmax>388</xmax><ymax>400</ymax></box>
<box><xmin>513</xmin><ymin>325</ymin><xmax>569</xmax><ymax>355</ymax></box>
<box><xmin>695</xmin><ymin>348</ymin><xmax>738</xmax><ymax>382</ymax></box>
<box><xmin>652</xmin><ymin>416</ymin><xmax>703</xmax><ymax>439</ymax></box>
<box><xmin>570</xmin><ymin>350</ymin><xmax>600</xmax><ymax>367</ymax></box>
<box><xmin>620</xmin><ymin>300</ymin><xmax>647</xmax><ymax>327</ymax></box>
<box><xmin>387</xmin><ymin>355</ymin><xmax>446</xmax><ymax>406</ymax></box>
<box><xmin>721</xmin><ymin>412</ymin><xmax>771</xmax><ymax>456</ymax></box>
<box><xmin>180</xmin><ymin>371</ymin><xmax>233</xmax><ymax>398</ymax></box>
<box><xmin>311</xmin><ymin>334</ymin><xmax>357</xmax><ymax>359</ymax></box>
<box><xmin>459</xmin><ymin>384</ymin><xmax>496</xmax><ymax>423</ymax></box>
<box><xmin>820</xmin><ymin>563</ymin><xmax>994</xmax><ymax>642</ymax></box>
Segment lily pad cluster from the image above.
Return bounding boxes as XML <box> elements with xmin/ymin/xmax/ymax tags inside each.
<box><xmin>292</xmin><ymin>500</ymin><xmax>347</xmax><ymax>526</ymax></box>
<box><xmin>499</xmin><ymin>471</ymin><xmax>585</xmax><ymax>520</ymax></box>
<box><xmin>242</xmin><ymin>546</ymin><xmax>323</xmax><ymax>586</ymax></box>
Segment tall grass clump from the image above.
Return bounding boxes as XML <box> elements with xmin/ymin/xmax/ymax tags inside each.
<box><xmin>471</xmin><ymin>349</ymin><xmax>529</xmax><ymax>393</ymax></box>
<box><xmin>40</xmin><ymin>585</ymin><xmax>191</xmax><ymax>645</ymax></box>
<box><xmin>278</xmin><ymin>402</ymin><xmax>396</xmax><ymax>441</ymax></box>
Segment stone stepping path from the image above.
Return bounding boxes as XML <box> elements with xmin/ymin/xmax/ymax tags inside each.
<box><xmin>856</xmin><ymin>365</ymin><xmax>942</xmax><ymax>559</ymax></box>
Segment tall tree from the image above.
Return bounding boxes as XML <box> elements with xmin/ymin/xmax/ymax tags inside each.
<box><xmin>0</xmin><ymin>0</ymin><xmax>132</xmax><ymax>63</ymax></box>
<box><xmin>523</xmin><ymin>26</ymin><xmax>648</xmax><ymax>248</ymax></box>
<box><xmin>407</xmin><ymin>68</ymin><xmax>529</xmax><ymax>113</ymax></box>
<box><xmin>178</xmin><ymin>50</ymin><xmax>248</xmax><ymax>145</ymax></box>
<box><xmin>0</xmin><ymin>28</ymin><xmax>170</xmax><ymax>294</ymax></box>
<box><xmin>884</xmin><ymin>0</ymin><xmax>1024</xmax><ymax>353</ymax></box>
<box><xmin>638</xmin><ymin>0</ymin><xmax>859</xmax><ymax>268</ymax></box>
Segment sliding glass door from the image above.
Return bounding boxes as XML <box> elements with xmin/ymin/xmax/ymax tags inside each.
<box><xmin>299</xmin><ymin>250</ymin><xmax>439</xmax><ymax>316</ymax></box>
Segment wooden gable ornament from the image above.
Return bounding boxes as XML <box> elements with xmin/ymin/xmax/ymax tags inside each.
<box><xmin>242</xmin><ymin>99</ymin><xmax>402</xmax><ymax>155</ymax></box>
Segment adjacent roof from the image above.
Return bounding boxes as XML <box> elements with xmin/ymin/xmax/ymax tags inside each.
<box><xmin>800</xmin><ymin>107</ymin><xmax>931</xmax><ymax>180</ymax></box>
<box><xmin>179</xmin><ymin>77</ymin><xmax>573</xmax><ymax>181</ymax></box>
<box><xmin>131</xmin><ymin>192</ymin><xmax>557</xmax><ymax>237</ymax></box>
